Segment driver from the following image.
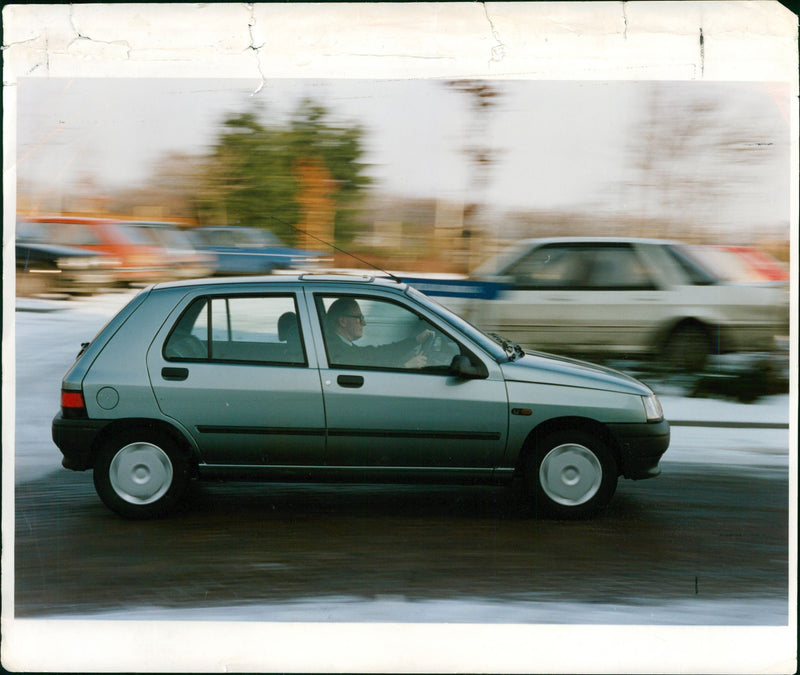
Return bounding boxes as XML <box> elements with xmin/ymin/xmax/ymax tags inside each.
<box><xmin>325</xmin><ymin>297</ymin><xmax>432</xmax><ymax>369</ymax></box>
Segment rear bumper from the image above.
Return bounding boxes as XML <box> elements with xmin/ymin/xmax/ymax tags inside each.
<box><xmin>607</xmin><ymin>419</ymin><xmax>670</xmax><ymax>480</ymax></box>
<box><xmin>51</xmin><ymin>413</ymin><xmax>109</xmax><ymax>471</ymax></box>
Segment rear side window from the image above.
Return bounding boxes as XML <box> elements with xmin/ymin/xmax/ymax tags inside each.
<box><xmin>164</xmin><ymin>294</ymin><xmax>306</xmax><ymax>365</ymax></box>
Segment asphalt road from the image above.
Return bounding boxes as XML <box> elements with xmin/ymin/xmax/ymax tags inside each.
<box><xmin>15</xmin><ymin>460</ymin><xmax>788</xmax><ymax>620</ymax></box>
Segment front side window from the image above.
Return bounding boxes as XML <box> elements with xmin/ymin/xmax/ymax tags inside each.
<box><xmin>316</xmin><ymin>294</ymin><xmax>462</xmax><ymax>372</ymax></box>
<box><xmin>164</xmin><ymin>294</ymin><xmax>305</xmax><ymax>365</ymax></box>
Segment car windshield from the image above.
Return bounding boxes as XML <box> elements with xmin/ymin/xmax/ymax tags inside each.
<box><xmin>405</xmin><ymin>286</ymin><xmax>514</xmax><ymax>361</ymax></box>
<box><xmin>472</xmin><ymin>239</ymin><xmax>532</xmax><ymax>277</ymax></box>
<box><xmin>242</xmin><ymin>228</ymin><xmax>282</xmax><ymax>247</ymax></box>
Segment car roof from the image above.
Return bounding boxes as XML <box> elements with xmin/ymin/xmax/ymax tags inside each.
<box><xmin>514</xmin><ymin>236</ymin><xmax>680</xmax><ymax>246</ymax></box>
<box><xmin>149</xmin><ymin>272</ymin><xmax>408</xmax><ymax>292</ymax></box>
<box><xmin>197</xmin><ymin>225</ymin><xmax>259</xmax><ymax>231</ymax></box>
<box><xmin>19</xmin><ymin>215</ymin><xmax>119</xmax><ymax>225</ymax></box>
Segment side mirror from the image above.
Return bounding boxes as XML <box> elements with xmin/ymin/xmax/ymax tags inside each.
<box><xmin>450</xmin><ymin>355</ymin><xmax>489</xmax><ymax>380</ymax></box>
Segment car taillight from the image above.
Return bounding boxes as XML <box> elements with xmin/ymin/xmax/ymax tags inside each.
<box><xmin>61</xmin><ymin>390</ymin><xmax>87</xmax><ymax>419</ymax></box>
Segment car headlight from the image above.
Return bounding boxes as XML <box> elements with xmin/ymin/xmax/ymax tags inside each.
<box><xmin>642</xmin><ymin>394</ymin><xmax>664</xmax><ymax>422</ymax></box>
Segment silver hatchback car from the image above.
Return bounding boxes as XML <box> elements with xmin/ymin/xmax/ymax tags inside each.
<box><xmin>52</xmin><ymin>274</ymin><xmax>669</xmax><ymax>519</ymax></box>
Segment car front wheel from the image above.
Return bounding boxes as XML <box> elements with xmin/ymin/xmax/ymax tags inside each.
<box><xmin>93</xmin><ymin>429</ymin><xmax>190</xmax><ymax>519</ymax></box>
<box><xmin>525</xmin><ymin>429</ymin><xmax>618</xmax><ymax>519</ymax></box>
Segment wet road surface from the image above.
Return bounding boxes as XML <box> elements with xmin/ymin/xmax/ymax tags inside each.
<box><xmin>15</xmin><ymin>462</ymin><xmax>788</xmax><ymax>620</ymax></box>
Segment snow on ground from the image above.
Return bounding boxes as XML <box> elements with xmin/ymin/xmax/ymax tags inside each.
<box><xmin>45</xmin><ymin>595</ymin><xmax>788</xmax><ymax>625</ymax></box>
<box><xmin>660</xmin><ymin>393</ymin><xmax>791</xmax><ymax>427</ymax></box>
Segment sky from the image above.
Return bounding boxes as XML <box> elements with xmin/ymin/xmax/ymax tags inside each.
<box><xmin>15</xmin><ymin>77</ymin><xmax>792</xmax><ymax>235</ymax></box>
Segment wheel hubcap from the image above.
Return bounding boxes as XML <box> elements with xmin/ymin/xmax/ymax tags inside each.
<box><xmin>109</xmin><ymin>442</ymin><xmax>173</xmax><ymax>505</ymax></box>
<box><xmin>539</xmin><ymin>443</ymin><xmax>602</xmax><ymax>506</ymax></box>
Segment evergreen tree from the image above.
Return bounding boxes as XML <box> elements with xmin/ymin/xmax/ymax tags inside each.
<box><xmin>194</xmin><ymin>101</ymin><xmax>370</xmax><ymax>247</ymax></box>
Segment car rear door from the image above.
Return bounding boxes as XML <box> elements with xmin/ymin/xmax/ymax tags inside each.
<box><xmin>147</xmin><ymin>288</ymin><xmax>326</xmax><ymax>466</ymax></box>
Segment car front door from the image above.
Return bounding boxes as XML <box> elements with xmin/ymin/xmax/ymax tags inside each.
<box><xmin>147</xmin><ymin>290</ymin><xmax>326</xmax><ymax>466</ymax></box>
<box><xmin>310</xmin><ymin>290</ymin><xmax>508</xmax><ymax>473</ymax></box>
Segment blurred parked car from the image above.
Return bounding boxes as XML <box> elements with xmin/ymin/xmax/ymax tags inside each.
<box><xmin>17</xmin><ymin>216</ymin><xmax>169</xmax><ymax>286</ymax></box>
<box><xmin>407</xmin><ymin>237</ymin><xmax>788</xmax><ymax>371</ymax></box>
<box><xmin>16</xmin><ymin>241</ymin><xmax>119</xmax><ymax>297</ymax></box>
<box><xmin>122</xmin><ymin>221</ymin><xmax>216</xmax><ymax>280</ymax></box>
<box><xmin>186</xmin><ymin>226</ymin><xmax>328</xmax><ymax>276</ymax></box>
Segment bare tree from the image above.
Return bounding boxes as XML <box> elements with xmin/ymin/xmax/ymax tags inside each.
<box><xmin>445</xmin><ymin>80</ymin><xmax>502</xmax><ymax>270</ymax></box>
<box><xmin>625</xmin><ymin>83</ymin><xmax>783</xmax><ymax>242</ymax></box>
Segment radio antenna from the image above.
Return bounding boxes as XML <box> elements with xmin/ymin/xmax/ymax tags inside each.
<box><xmin>268</xmin><ymin>215</ymin><xmax>402</xmax><ymax>283</ymax></box>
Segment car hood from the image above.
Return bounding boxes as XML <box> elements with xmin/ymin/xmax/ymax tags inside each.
<box><xmin>500</xmin><ymin>351</ymin><xmax>651</xmax><ymax>396</ymax></box>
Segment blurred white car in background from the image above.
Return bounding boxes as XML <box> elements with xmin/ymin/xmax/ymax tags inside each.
<box><xmin>411</xmin><ymin>237</ymin><xmax>788</xmax><ymax>372</ymax></box>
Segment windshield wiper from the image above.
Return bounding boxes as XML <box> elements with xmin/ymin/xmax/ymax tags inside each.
<box><xmin>489</xmin><ymin>333</ymin><xmax>524</xmax><ymax>361</ymax></box>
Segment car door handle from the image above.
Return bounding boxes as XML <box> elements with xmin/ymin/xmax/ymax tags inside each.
<box><xmin>162</xmin><ymin>367</ymin><xmax>189</xmax><ymax>381</ymax></box>
<box><xmin>337</xmin><ymin>374</ymin><xmax>364</xmax><ymax>388</ymax></box>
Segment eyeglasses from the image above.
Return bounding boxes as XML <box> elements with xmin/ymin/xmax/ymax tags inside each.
<box><xmin>346</xmin><ymin>314</ymin><xmax>366</xmax><ymax>322</ymax></box>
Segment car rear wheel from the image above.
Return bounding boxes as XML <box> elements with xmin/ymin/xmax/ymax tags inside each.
<box><xmin>663</xmin><ymin>323</ymin><xmax>711</xmax><ymax>372</ymax></box>
<box><xmin>525</xmin><ymin>429</ymin><xmax>617</xmax><ymax>519</ymax></box>
<box><xmin>93</xmin><ymin>429</ymin><xmax>190</xmax><ymax>519</ymax></box>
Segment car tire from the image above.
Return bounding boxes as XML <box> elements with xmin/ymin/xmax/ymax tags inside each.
<box><xmin>93</xmin><ymin>429</ymin><xmax>190</xmax><ymax>519</ymax></box>
<box><xmin>525</xmin><ymin>429</ymin><xmax>618</xmax><ymax>519</ymax></box>
<box><xmin>664</xmin><ymin>323</ymin><xmax>711</xmax><ymax>372</ymax></box>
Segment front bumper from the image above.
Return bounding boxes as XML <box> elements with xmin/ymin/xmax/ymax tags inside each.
<box><xmin>51</xmin><ymin>413</ymin><xmax>110</xmax><ymax>471</ymax></box>
<box><xmin>607</xmin><ymin>419</ymin><xmax>670</xmax><ymax>480</ymax></box>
